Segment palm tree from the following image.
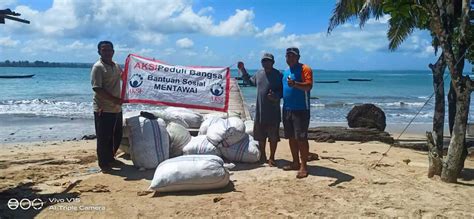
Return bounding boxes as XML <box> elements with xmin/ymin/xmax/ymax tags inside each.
<box><xmin>328</xmin><ymin>0</ymin><xmax>473</xmax><ymax>183</ymax></box>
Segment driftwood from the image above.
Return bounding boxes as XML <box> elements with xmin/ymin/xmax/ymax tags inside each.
<box><xmin>279</xmin><ymin>126</ymin><xmax>394</xmax><ymax>144</ymax></box>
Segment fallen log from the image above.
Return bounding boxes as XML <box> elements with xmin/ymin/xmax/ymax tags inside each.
<box><xmin>279</xmin><ymin>126</ymin><xmax>394</xmax><ymax>144</ymax></box>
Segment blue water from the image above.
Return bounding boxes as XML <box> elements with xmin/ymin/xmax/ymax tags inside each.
<box><xmin>0</xmin><ymin>67</ymin><xmax>472</xmax><ymax>141</ymax></box>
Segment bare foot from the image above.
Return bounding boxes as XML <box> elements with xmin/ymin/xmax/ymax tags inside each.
<box><xmin>268</xmin><ymin>159</ymin><xmax>276</xmax><ymax>167</ymax></box>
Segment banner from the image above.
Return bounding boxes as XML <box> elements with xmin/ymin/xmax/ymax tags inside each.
<box><xmin>121</xmin><ymin>54</ymin><xmax>230</xmax><ymax>112</ymax></box>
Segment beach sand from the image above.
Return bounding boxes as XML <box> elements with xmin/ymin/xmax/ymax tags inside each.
<box><xmin>1</xmin><ymin>136</ymin><xmax>473</xmax><ymax>218</ymax></box>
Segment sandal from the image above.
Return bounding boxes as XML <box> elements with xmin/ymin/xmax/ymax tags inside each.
<box><xmin>282</xmin><ymin>164</ymin><xmax>300</xmax><ymax>171</ymax></box>
<box><xmin>296</xmin><ymin>170</ymin><xmax>308</xmax><ymax>179</ymax></box>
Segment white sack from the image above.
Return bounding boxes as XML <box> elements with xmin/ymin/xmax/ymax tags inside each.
<box><xmin>127</xmin><ymin>116</ymin><xmax>170</xmax><ymax>169</ymax></box>
<box><xmin>219</xmin><ymin>134</ymin><xmax>260</xmax><ymax>163</ymax></box>
<box><xmin>206</xmin><ymin>117</ymin><xmax>246</xmax><ymax>147</ymax></box>
<box><xmin>244</xmin><ymin>120</ymin><xmax>254</xmax><ymax>137</ymax></box>
<box><xmin>164</xmin><ymin>107</ymin><xmax>203</xmax><ymax>128</ymax></box>
<box><xmin>198</xmin><ymin>117</ymin><xmax>224</xmax><ymax>135</ymax></box>
<box><xmin>149</xmin><ymin>155</ymin><xmax>230</xmax><ymax>192</ymax></box>
<box><xmin>182</xmin><ymin>135</ymin><xmax>221</xmax><ymax>156</ymax></box>
<box><xmin>167</xmin><ymin>122</ymin><xmax>192</xmax><ymax>157</ymax></box>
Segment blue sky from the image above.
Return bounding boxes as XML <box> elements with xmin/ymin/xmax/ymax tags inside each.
<box><xmin>1</xmin><ymin>0</ymin><xmax>472</xmax><ymax>71</ymax></box>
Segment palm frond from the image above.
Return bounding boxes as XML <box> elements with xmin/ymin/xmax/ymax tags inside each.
<box><xmin>387</xmin><ymin>16</ymin><xmax>415</xmax><ymax>50</ymax></box>
<box><xmin>359</xmin><ymin>0</ymin><xmax>385</xmax><ymax>28</ymax></box>
<box><xmin>328</xmin><ymin>0</ymin><xmax>366</xmax><ymax>33</ymax></box>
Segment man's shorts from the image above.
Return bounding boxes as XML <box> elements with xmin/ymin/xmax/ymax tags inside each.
<box><xmin>253</xmin><ymin>122</ymin><xmax>280</xmax><ymax>142</ymax></box>
<box><xmin>283</xmin><ymin>109</ymin><xmax>310</xmax><ymax>140</ymax></box>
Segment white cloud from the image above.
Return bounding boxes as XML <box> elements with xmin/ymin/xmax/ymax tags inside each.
<box><xmin>261</xmin><ymin>14</ymin><xmax>435</xmax><ymax>60</ymax></box>
<box><xmin>198</xmin><ymin>6</ymin><xmax>214</xmax><ymax>15</ymax></box>
<box><xmin>366</xmin><ymin>14</ymin><xmax>390</xmax><ymax>25</ymax></box>
<box><xmin>133</xmin><ymin>32</ymin><xmax>166</xmax><ymax>46</ymax></box>
<box><xmin>65</xmin><ymin>40</ymin><xmax>94</xmax><ymax>50</ymax></box>
<box><xmin>176</xmin><ymin>38</ymin><xmax>194</xmax><ymax>48</ymax></box>
<box><xmin>207</xmin><ymin>9</ymin><xmax>257</xmax><ymax>36</ymax></box>
<box><xmin>7</xmin><ymin>1</ymin><xmax>262</xmax><ymax>40</ymax></box>
<box><xmin>0</xmin><ymin>37</ymin><xmax>19</xmax><ymax>47</ymax></box>
<box><xmin>0</xmin><ymin>0</ymin><xmax>16</xmax><ymax>8</ymax></box>
<box><xmin>256</xmin><ymin>22</ymin><xmax>285</xmax><ymax>38</ymax></box>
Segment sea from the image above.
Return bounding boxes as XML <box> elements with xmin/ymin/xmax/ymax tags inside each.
<box><xmin>1</xmin><ymin>67</ymin><xmax>472</xmax><ymax>142</ymax></box>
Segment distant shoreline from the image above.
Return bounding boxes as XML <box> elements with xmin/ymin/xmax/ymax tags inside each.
<box><xmin>0</xmin><ymin>61</ymin><xmax>125</xmax><ymax>68</ymax></box>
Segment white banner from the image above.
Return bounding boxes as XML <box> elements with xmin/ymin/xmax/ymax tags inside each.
<box><xmin>121</xmin><ymin>54</ymin><xmax>230</xmax><ymax>112</ymax></box>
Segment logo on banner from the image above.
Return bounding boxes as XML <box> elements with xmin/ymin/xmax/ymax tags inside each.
<box><xmin>129</xmin><ymin>74</ymin><xmax>144</xmax><ymax>88</ymax></box>
<box><xmin>210</xmin><ymin>83</ymin><xmax>224</xmax><ymax>96</ymax></box>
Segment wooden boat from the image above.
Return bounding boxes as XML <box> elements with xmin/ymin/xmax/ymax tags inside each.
<box><xmin>0</xmin><ymin>74</ymin><xmax>35</xmax><ymax>79</ymax></box>
<box><xmin>314</xmin><ymin>80</ymin><xmax>339</xmax><ymax>83</ymax></box>
<box><xmin>348</xmin><ymin>78</ymin><xmax>372</xmax><ymax>81</ymax></box>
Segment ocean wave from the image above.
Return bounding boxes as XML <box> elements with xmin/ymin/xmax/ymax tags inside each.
<box><xmin>376</xmin><ymin>101</ymin><xmax>427</xmax><ymax>107</ymax></box>
<box><xmin>386</xmin><ymin>112</ymin><xmax>432</xmax><ymax>119</ymax></box>
<box><xmin>0</xmin><ymin>99</ymin><xmax>92</xmax><ymax>118</ymax></box>
<box><xmin>310</xmin><ymin>102</ymin><xmax>355</xmax><ymax>108</ymax></box>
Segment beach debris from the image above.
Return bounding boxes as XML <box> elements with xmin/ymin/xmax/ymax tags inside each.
<box><xmin>369</xmin><ymin>151</ymin><xmax>379</xmax><ymax>154</ymax></box>
<box><xmin>320</xmin><ymin>156</ymin><xmax>346</xmax><ymax>163</ymax></box>
<box><xmin>213</xmin><ymin>197</ymin><xmax>224</xmax><ymax>203</ymax></box>
<box><xmin>79</xmin><ymin>184</ymin><xmax>109</xmax><ymax>193</ymax></box>
<box><xmin>307</xmin><ymin>153</ymin><xmax>319</xmax><ymax>161</ymax></box>
<box><xmin>347</xmin><ymin>104</ymin><xmax>386</xmax><ymax>131</ymax></box>
<box><xmin>402</xmin><ymin>159</ymin><xmax>411</xmax><ymax>165</ymax></box>
<box><xmin>306</xmin><ymin>126</ymin><xmax>394</xmax><ymax>144</ymax></box>
<box><xmin>82</xmin><ymin>134</ymin><xmax>96</xmax><ymax>140</ymax></box>
<box><xmin>137</xmin><ymin>190</ymin><xmax>153</xmax><ymax>196</ymax></box>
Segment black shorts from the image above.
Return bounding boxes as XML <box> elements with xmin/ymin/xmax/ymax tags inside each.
<box><xmin>253</xmin><ymin>122</ymin><xmax>280</xmax><ymax>142</ymax></box>
<box><xmin>283</xmin><ymin>109</ymin><xmax>310</xmax><ymax>140</ymax></box>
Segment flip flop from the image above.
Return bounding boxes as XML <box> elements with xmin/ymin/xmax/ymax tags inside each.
<box><xmin>296</xmin><ymin>171</ymin><xmax>308</xmax><ymax>179</ymax></box>
<box><xmin>282</xmin><ymin>164</ymin><xmax>300</xmax><ymax>171</ymax></box>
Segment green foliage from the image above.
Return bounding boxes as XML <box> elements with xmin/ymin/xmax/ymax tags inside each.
<box><xmin>329</xmin><ymin>0</ymin><xmax>431</xmax><ymax>51</ymax></box>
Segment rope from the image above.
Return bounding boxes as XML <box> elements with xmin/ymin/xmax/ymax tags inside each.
<box><xmin>373</xmin><ymin>44</ymin><xmax>473</xmax><ymax>167</ymax></box>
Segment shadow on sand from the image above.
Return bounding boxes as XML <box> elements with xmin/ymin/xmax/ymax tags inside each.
<box><xmin>276</xmin><ymin>159</ymin><xmax>354</xmax><ymax>187</ymax></box>
<box><xmin>152</xmin><ymin>181</ymin><xmax>236</xmax><ymax>197</ymax></box>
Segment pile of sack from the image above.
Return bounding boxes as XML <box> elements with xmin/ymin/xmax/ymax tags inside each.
<box><xmin>119</xmin><ymin>107</ymin><xmax>259</xmax><ymax>193</ymax></box>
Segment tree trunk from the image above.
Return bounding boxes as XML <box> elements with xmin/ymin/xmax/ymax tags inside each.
<box><xmin>448</xmin><ymin>83</ymin><xmax>456</xmax><ymax>135</ymax></box>
<box><xmin>429</xmin><ymin>1</ymin><xmax>470</xmax><ymax>183</ymax></box>
<box><xmin>429</xmin><ymin>55</ymin><xmax>446</xmax><ymax>150</ymax></box>
<box><xmin>427</xmin><ymin>132</ymin><xmax>443</xmax><ymax>178</ymax></box>
<box><xmin>441</xmin><ymin>77</ymin><xmax>471</xmax><ymax>182</ymax></box>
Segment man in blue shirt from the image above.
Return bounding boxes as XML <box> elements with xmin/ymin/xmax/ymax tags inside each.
<box><xmin>282</xmin><ymin>47</ymin><xmax>313</xmax><ymax>178</ymax></box>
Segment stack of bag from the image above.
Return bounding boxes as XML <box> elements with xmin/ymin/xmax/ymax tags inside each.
<box><xmin>117</xmin><ymin>107</ymin><xmax>260</xmax><ymax>193</ymax></box>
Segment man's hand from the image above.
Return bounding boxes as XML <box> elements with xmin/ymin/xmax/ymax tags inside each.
<box><xmin>287</xmin><ymin>76</ymin><xmax>296</xmax><ymax>87</ymax></box>
<box><xmin>267</xmin><ymin>89</ymin><xmax>278</xmax><ymax>102</ymax></box>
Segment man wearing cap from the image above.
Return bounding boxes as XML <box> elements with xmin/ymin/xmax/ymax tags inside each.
<box><xmin>250</xmin><ymin>53</ymin><xmax>283</xmax><ymax>166</ymax></box>
<box><xmin>282</xmin><ymin>47</ymin><xmax>313</xmax><ymax>178</ymax></box>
